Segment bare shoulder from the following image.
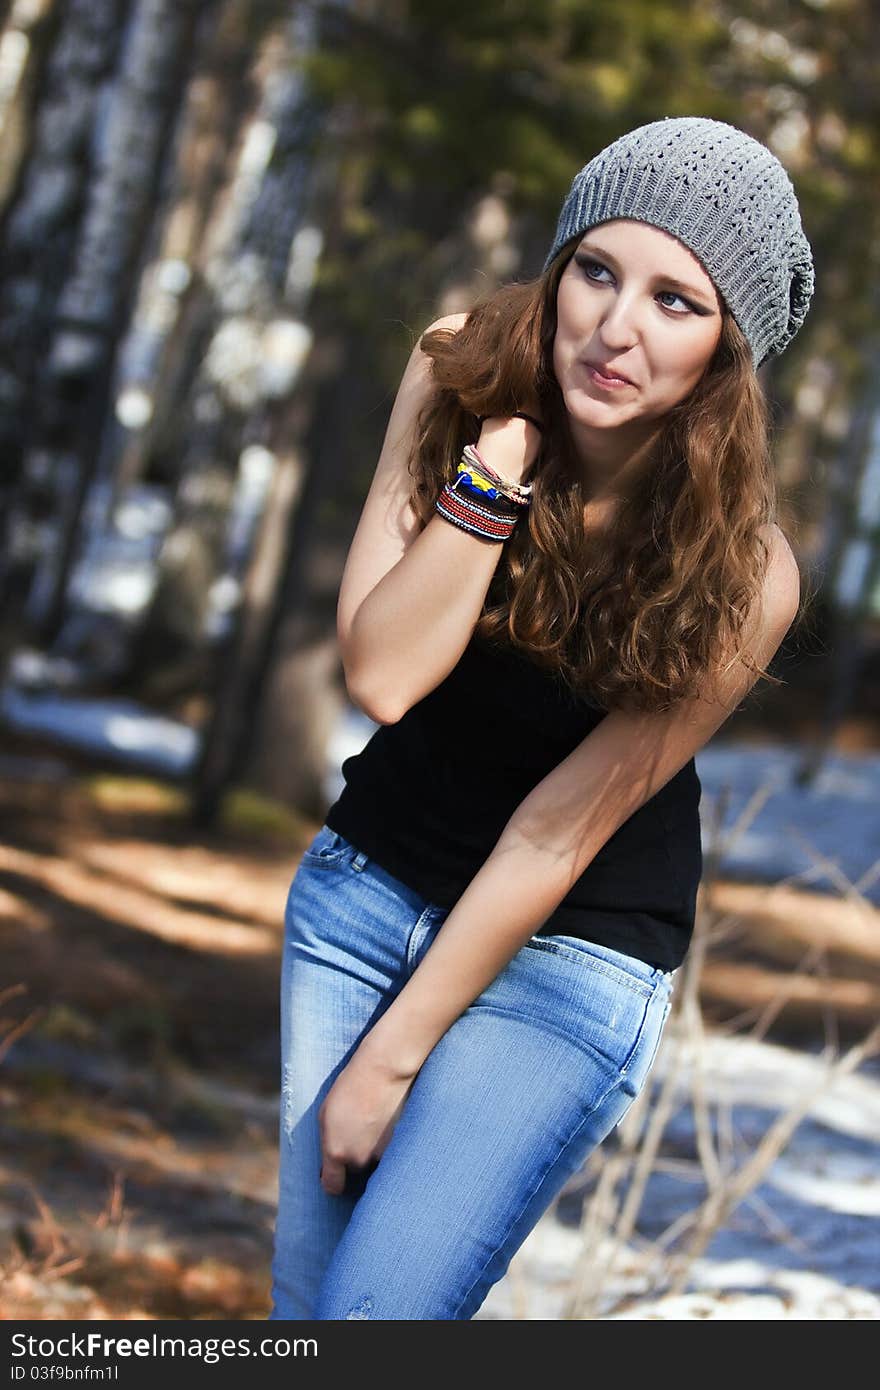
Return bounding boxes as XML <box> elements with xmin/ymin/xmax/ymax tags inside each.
<box><xmin>402</xmin><ymin>312</ymin><xmax>469</xmax><ymax>390</ymax></box>
<box><xmin>703</xmin><ymin>522</ymin><xmax>800</xmax><ymax>694</ymax></box>
<box><xmin>422</xmin><ymin>311</ymin><xmax>469</xmax><ymax>336</ymax></box>
<box><xmin>388</xmin><ymin>313</ymin><xmax>468</xmax><ymax>404</ymax></box>
<box><xmin>757</xmin><ymin>520</ymin><xmax>795</xmax><ymax>561</ymax></box>
<box><xmin>756</xmin><ymin>522</ymin><xmax>801</xmax><ymax>629</ymax></box>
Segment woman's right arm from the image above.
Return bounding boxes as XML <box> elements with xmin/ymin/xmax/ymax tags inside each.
<box><xmin>337</xmin><ymin>314</ymin><xmax>542</xmax><ymax>725</ymax></box>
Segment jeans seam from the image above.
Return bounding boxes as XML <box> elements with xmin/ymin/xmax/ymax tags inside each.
<box><xmin>404</xmin><ymin>904</ymin><xmax>444</xmax><ymax>976</ymax></box>
<box><xmin>620</xmin><ymin>981</ymin><xmax>663</xmax><ymax>1078</ymax></box>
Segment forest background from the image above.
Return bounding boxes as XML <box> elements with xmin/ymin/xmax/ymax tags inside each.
<box><xmin>0</xmin><ymin>0</ymin><xmax>878</xmax><ymax>1320</ymax></box>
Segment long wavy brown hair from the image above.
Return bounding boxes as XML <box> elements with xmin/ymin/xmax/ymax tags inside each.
<box><xmin>407</xmin><ymin>238</ymin><xmax>805</xmax><ymax>715</ymax></box>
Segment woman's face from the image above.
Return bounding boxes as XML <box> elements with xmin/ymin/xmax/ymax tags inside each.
<box><xmin>552</xmin><ymin>218</ymin><xmax>724</xmax><ymax>454</ymax></box>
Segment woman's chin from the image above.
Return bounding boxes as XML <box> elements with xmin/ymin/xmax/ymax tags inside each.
<box><xmin>562</xmin><ymin>390</ymin><xmax>626</xmax><ymax>429</ymax></box>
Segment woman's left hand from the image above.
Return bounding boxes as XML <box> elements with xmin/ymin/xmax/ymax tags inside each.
<box><xmin>317</xmin><ymin>1050</ymin><xmax>418</xmax><ymax>1196</ymax></box>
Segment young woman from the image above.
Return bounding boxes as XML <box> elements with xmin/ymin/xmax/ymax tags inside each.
<box><xmin>269</xmin><ymin>116</ymin><xmax>814</xmax><ymax>1320</ymax></box>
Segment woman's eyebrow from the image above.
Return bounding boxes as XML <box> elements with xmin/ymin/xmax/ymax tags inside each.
<box><xmin>576</xmin><ymin>240</ymin><xmax>718</xmax><ymax>308</ymax></box>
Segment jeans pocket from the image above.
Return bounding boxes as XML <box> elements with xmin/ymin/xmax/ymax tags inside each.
<box><xmin>299</xmin><ymin>823</ymin><xmax>356</xmax><ymax>868</ymax></box>
<box><xmin>522</xmin><ymin>933</ymin><xmax>656</xmax><ymax>1000</ymax></box>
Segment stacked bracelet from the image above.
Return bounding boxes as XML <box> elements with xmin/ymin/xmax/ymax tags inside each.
<box><xmin>457</xmin><ymin>444</ymin><xmax>532</xmax><ymax>506</ymax></box>
<box><xmin>435</xmin><ymin>485</ymin><xmax>519</xmax><ymax>541</ymax></box>
<box><xmin>434</xmin><ymin>439</ymin><xmax>533</xmax><ymax>543</ymax></box>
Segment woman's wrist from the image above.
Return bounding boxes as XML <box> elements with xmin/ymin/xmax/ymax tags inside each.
<box><xmin>356</xmin><ymin>1024</ymin><xmax>424</xmax><ymax>1083</ymax></box>
<box><xmin>477</xmin><ymin>416</ymin><xmax>542</xmax><ymax>483</ymax></box>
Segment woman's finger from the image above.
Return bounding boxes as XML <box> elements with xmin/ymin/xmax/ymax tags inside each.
<box><xmin>320</xmin><ymin>1157</ymin><xmax>347</xmax><ymax>1196</ymax></box>
<box><xmin>342</xmin><ymin>1156</ymin><xmax>380</xmax><ymax>1199</ymax></box>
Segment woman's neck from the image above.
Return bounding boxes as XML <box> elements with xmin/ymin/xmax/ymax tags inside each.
<box><xmin>567</xmin><ymin>415</ymin><xmax>662</xmax><ymax>505</ymax></box>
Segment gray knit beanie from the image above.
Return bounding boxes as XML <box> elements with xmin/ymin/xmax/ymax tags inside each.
<box><xmin>543</xmin><ymin>116</ymin><xmax>814</xmax><ymax>370</ymax></box>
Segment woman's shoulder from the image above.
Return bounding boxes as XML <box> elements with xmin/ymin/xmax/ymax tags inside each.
<box><xmin>757</xmin><ymin>521</ymin><xmax>796</xmax><ymax>563</ymax></box>
<box><xmin>750</xmin><ymin>522</ymin><xmax>801</xmax><ymax>639</ymax></box>
<box><xmin>422</xmin><ymin>311</ymin><xmax>469</xmax><ymax>335</ymax></box>
<box><xmin>757</xmin><ymin>523</ymin><xmax>800</xmax><ymax>595</ymax></box>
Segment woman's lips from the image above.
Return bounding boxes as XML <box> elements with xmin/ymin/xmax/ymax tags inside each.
<box><xmin>583</xmin><ymin>361</ymin><xmax>634</xmax><ymax>389</ymax></box>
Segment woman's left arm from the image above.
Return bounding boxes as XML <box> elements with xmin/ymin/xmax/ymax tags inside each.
<box><xmin>319</xmin><ymin>527</ymin><xmax>800</xmax><ymax>1191</ymax></box>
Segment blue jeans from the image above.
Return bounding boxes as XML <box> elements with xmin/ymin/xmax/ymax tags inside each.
<box><xmin>269</xmin><ymin>823</ymin><xmax>676</xmax><ymax>1321</ymax></box>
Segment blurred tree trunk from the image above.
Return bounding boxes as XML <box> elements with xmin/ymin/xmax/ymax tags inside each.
<box><xmin>0</xmin><ymin>0</ymin><xmax>200</xmax><ymax>638</ymax></box>
<box><xmin>0</xmin><ymin>0</ymin><xmax>57</xmax><ymax>215</ymax></box>
<box><xmin>239</xmin><ymin>322</ymin><xmax>376</xmax><ymax>819</ymax></box>
<box><xmin>189</xmin><ymin>3</ymin><xmax>348</xmax><ymax>826</ymax></box>
<box><xmin>0</xmin><ymin>0</ymin><xmax>126</xmax><ymax>619</ymax></box>
<box><xmin>77</xmin><ymin>0</ymin><xmax>289</xmax><ymax>699</ymax></box>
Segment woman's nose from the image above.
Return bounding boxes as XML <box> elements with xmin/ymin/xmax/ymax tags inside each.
<box><xmin>597</xmin><ymin>295</ymin><xmax>639</xmax><ymax>351</ymax></box>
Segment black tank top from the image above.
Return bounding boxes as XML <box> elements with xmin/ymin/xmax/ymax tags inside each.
<box><xmin>324</xmin><ymin>626</ymin><xmax>703</xmax><ymax>971</ymax></box>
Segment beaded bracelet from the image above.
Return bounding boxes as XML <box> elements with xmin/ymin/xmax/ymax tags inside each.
<box><xmin>434</xmin><ymin>441</ymin><xmax>530</xmax><ymax>542</ymax></box>
<box><xmin>435</xmin><ymin>483</ymin><xmax>519</xmax><ymax>541</ymax></box>
<box><xmin>434</xmin><ymin>405</ymin><xmax>543</xmax><ymax>543</ymax></box>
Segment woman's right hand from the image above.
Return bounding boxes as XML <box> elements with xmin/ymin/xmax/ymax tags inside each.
<box><xmin>477</xmin><ymin>414</ymin><xmax>544</xmax><ymax>484</ymax></box>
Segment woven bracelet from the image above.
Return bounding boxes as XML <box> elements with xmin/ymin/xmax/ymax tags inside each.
<box><xmin>435</xmin><ymin>482</ymin><xmax>519</xmax><ymax>541</ymax></box>
<box><xmin>461</xmin><ymin>445</ymin><xmax>532</xmax><ymax>503</ymax></box>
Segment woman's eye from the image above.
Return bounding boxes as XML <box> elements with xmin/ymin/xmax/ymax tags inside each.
<box><xmin>657</xmin><ymin>289</ymin><xmax>692</xmax><ymax>314</ymax></box>
<box><xmin>572</xmin><ymin>257</ymin><xmax>697</xmax><ymax>316</ymax></box>
<box><xmin>576</xmin><ymin>256</ymin><xmax>611</xmax><ymax>282</ymax></box>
